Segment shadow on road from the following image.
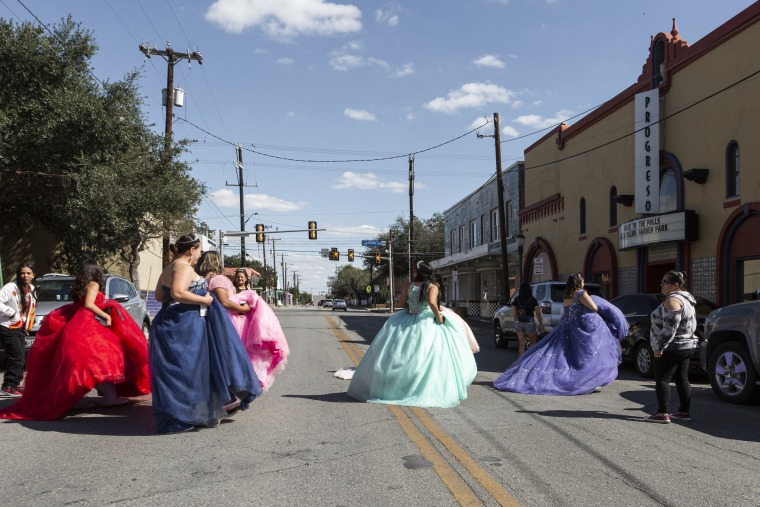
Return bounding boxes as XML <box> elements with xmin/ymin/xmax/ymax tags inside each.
<box><xmin>282</xmin><ymin>392</ymin><xmax>356</xmax><ymax>403</ymax></box>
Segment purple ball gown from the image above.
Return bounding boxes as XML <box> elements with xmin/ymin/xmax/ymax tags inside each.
<box><xmin>493</xmin><ymin>291</ymin><xmax>627</xmax><ymax>395</ymax></box>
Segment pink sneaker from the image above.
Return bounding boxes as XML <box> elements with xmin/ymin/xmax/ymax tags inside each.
<box><xmin>670</xmin><ymin>412</ymin><xmax>692</xmax><ymax>422</ymax></box>
<box><xmin>645</xmin><ymin>412</ymin><xmax>671</xmax><ymax>424</ymax></box>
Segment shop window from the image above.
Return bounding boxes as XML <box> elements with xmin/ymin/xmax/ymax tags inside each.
<box><xmin>458</xmin><ymin>225</ymin><xmax>465</xmax><ymax>253</ymax></box>
<box><xmin>480</xmin><ymin>214</ymin><xmax>486</xmax><ymax>245</ymax></box>
<box><xmin>726</xmin><ymin>141</ymin><xmax>740</xmax><ymax>198</ymax></box>
<box><xmin>579</xmin><ymin>198</ymin><xmax>586</xmax><ymax>235</ymax></box>
<box><xmin>660</xmin><ymin>168</ymin><xmax>677</xmax><ymax>212</ymax></box>
<box><xmin>491</xmin><ymin>208</ymin><xmax>499</xmax><ymax>242</ymax></box>
<box><xmin>450</xmin><ymin>230</ymin><xmax>456</xmax><ymax>255</ymax></box>
<box><xmin>609</xmin><ymin>186</ymin><xmax>617</xmax><ymax>227</ymax></box>
<box><xmin>506</xmin><ymin>200</ymin><xmax>512</xmax><ymax>237</ymax></box>
<box><xmin>740</xmin><ymin>258</ymin><xmax>760</xmax><ymax>301</ymax></box>
<box><xmin>469</xmin><ymin>220</ymin><xmax>477</xmax><ymax>249</ymax></box>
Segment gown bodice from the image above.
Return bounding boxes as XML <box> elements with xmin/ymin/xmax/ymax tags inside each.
<box><xmin>406</xmin><ymin>284</ymin><xmax>430</xmax><ymax>314</ymax></box>
<box><xmin>562</xmin><ymin>290</ymin><xmax>586</xmax><ymax>322</ymax></box>
<box><xmin>162</xmin><ymin>278</ymin><xmax>207</xmax><ymax>306</ymax></box>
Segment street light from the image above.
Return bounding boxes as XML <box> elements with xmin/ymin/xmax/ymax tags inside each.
<box><xmin>516</xmin><ymin>233</ymin><xmax>525</xmax><ymax>285</ymax></box>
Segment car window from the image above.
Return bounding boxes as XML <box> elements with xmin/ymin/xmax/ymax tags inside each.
<box><xmin>694</xmin><ymin>296</ymin><xmax>719</xmax><ymax>315</ymax></box>
<box><xmin>533</xmin><ymin>285</ymin><xmax>546</xmax><ymax>301</ymax></box>
<box><xmin>628</xmin><ymin>296</ymin><xmax>657</xmax><ymax>316</ymax></box>
<box><xmin>123</xmin><ymin>279</ymin><xmax>139</xmax><ymax>299</ymax></box>
<box><xmin>549</xmin><ymin>285</ymin><xmax>564</xmax><ymax>303</ymax></box>
<box><xmin>35</xmin><ymin>279</ymin><xmax>74</xmax><ymax>302</ymax></box>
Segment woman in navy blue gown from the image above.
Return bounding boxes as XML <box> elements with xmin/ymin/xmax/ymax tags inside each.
<box><xmin>493</xmin><ymin>273</ymin><xmax>627</xmax><ymax>395</ymax></box>
<box><xmin>149</xmin><ymin>234</ymin><xmax>261</xmax><ymax>433</ymax></box>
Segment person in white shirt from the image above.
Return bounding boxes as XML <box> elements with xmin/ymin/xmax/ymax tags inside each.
<box><xmin>0</xmin><ymin>263</ymin><xmax>36</xmax><ymax>396</ymax></box>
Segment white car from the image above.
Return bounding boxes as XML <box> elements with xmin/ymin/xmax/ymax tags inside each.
<box><xmin>323</xmin><ymin>299</ymin><xmax>334</xmax><ymax>308</ymax></box>
<box><xmin>332</xmin><ymin>299</ymin><xmax>348</xmax><ymax>312</ymax></box>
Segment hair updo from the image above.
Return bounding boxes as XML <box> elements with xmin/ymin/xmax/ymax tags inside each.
<box><xmin>663</xmin><ymin>270</ymin><xmax>687</xmax><ymax>287</ymax></box>
<box><xmin>169</xmin><ymin>234</ymin><xmax>201</xmax><ymax>255</ymax></box>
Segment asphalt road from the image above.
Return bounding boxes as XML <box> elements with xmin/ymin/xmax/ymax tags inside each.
<box><xmin>0</xmin><ymin>306</ymin><xmax>757</xmax><ymax>506</ymax></box>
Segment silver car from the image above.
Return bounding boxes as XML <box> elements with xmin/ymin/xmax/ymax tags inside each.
<box><xmin>30</xmin><ymin>273</ymin><xmax>151</xmax><ymax>348</ymax></box>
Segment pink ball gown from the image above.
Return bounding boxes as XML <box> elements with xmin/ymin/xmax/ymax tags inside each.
<box><xmin>208</xmin><ymin>275</ymin><xmax>290</xmax><ymax>391</ymax></box>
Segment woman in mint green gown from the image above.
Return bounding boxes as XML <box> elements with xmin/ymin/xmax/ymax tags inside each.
<box><xmin>347</xmin><ymin>262</ymin><xmax>477</xmax><ymax>408</ymax></box>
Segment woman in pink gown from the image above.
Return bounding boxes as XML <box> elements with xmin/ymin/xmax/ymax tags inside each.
<box><xmin>196</xmin><ymin>253</ymin><xmax>289</xmax><ymax>391</ymax></box>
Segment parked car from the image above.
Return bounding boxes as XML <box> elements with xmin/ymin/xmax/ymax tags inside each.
<box><xmin>332</xmin><ymin>299</ymin><xmax>348</xmax><ymax>312</ymax></box>
<box><xmin>493</xmin><ymin>281</ymin><xmax>605</xmax><ymax>349</ymax></box>
<box><xmin>611</xmin><ymin>293</ymin><xmax>718</xmax><ymax>378</ymax></box>
<box><xmin>700</xmin><ymin>300</ymin><xmax>760</xmax><ymax>404</ymax></box>
<box><xmin>323</xmin><ymin>299</ymin><xmax>334</xmax><ymax>308</ymax></box>
<box><xmin>29</xmin><ymin>273</ymin><xmax>151</xmax><ymax>347</ymax></box>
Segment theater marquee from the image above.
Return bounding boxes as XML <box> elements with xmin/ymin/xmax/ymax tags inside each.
<box><xmin>618</xmin><ymin>211</ymin><xmax>698</xmax><ymax>250</ymax></box>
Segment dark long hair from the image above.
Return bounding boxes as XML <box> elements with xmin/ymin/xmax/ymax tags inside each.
<box><xmin>414</xmin><ymin>261</ymin><xmax>434</xmax><ymax>303</ymax></box>
<box><xmin>516</xmin><ymin>281</ymin><xmax>532</xmax><ymax>305</ymax></box>
<box><xmin>564</xmin><ymin>273</ymin><xmax>583</xmax><ymax>300</ymax></box>
<box><xmin>234</xmin><ymin>268</ymin><xmax>250</xmax><ymax>293</ymax></box>
<box><xmin>169</xmin><ymin>233</ymin><xmax>200</xmax><ymax>256</ymax></box>
<box><xmin>15</xmin><ymin>263</ymin><xmax>34</xmax><ymax>314</ymax></box>
<box><xmin>70</xmin><ymin>260</ymin><xmax>105</xmax><ymax>301</ymax></box>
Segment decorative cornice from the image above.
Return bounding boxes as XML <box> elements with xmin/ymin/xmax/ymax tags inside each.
<box><xmin>519</xmin><ymin>193</ymin><xmax>564</xmax><ymax>225</ymax></box>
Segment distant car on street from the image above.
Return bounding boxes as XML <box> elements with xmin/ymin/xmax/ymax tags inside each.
<box><xmin>323</xmin><ymin>299</ymin><xmax>334</xmax><ymax>308</ymax></box>
<box><xmin>332</xmin><ymin>299</ymin><xmax>348</xmax><ymax>312</ymax></box>
<box><xmin>611</xmin><ymin>293</ymin><xmax>718</xmax><ymax>378</ymax></box>
<box><xmin>28</xmin><ymin>273</ymin><xmax>151</xmax><ymax>347</ymax></box>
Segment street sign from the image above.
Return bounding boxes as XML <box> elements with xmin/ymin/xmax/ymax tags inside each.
<box><xmin>365</xmin><ymin>285</ymin><xmax>372</xmax><ymax>294</ymax></box>
<box><xmin>362</xmin><ymin>240</ymin><xmax>384</xmax><ymax>247</ymax></box>
<box><xmin>533</xmin><ymin>258</ymin><xmax>544</xmax><ymax>275</ymax></box>
<box><xmin>320</xmin><ymin>248</ymin><xmax>329</xmax><ymax>258</ymax></box>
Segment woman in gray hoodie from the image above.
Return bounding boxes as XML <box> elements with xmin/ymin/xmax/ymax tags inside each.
<box><xmin>645</xmin><ymin>270</ymin><xmax>697</xmax><ymax>424</ymax></box>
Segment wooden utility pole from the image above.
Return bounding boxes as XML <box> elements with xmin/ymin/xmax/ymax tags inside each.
<box><xmin>408</xmin><ymin>154</ymin><xmax>415</xmax><ymax>281</ymax></box>
<box><xmin>139</xmin><ymin>44</ymin><xmax>203</xmax><ymax>266</ymax></box>
<box><xmin>479</xmin><ymin>113</ymin><xmax>510</xmax><ymax>301</ymax></box>
<box><xmin>226</xmin><ymin>144</ymin><xmax>256</xmax><ymax>267</ymax></box>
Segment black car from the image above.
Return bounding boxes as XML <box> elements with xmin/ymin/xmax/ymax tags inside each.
<box><xmin>611</xmin><ymin>293</ymin><xmax>719</xmax><ymax>377</ymax></box>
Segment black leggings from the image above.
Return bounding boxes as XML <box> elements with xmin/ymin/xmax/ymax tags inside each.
<box><xmin>653</xmin><ymin>348</ymin><xmax>694</xmax><ymax>413</ymax></box>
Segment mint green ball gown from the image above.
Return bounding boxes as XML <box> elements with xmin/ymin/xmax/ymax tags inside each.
<box><xmin>347</xmin><ymin>284</ymin><xmax>477</xmax><ymax>408</ymax></box>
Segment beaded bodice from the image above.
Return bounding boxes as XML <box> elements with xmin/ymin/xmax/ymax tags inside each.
<box><xmin>406</xmin><ymin>284</ymin><xmax>428</xmax><ymax>314</ymax></box>
<box><xmin>162</xmin><ymin>278</ymin><xmax>207</xmax><ymax>306</ymax></box>
<box><xmin>562</xmin><ymin>290</ymin><xmax>585</xmax><ymax>322</ymax></box>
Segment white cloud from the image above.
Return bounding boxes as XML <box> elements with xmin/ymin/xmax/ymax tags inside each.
<box><xmin>472</xmin><ymin>54</ymin><xmax>505</xmax><ymax>69</ymax></box>
<box><xmin>511</xmin><ymin>100</ymin><xmax>523</xmax><ymax>109</ymax></box>
<box><xmin>344</xmin><ymin>108</ymin><xmax>377</xmax><ymax>121</ymax></box>
<box><xmin>391</xmin><ymin>62</ymin><xmax>414</xmax><ymax>78</ymax></box>
<box><xmin>210</xmin><ymin>189</ymin><xmax>306</xmax><ymax>212</ymax></box>
<box><xmin>253</xmin><ymin>48</ymin><xmax>269</xmax><ymax>54</ymax></box>
<box><xmin>513</xmin><ymin>108</ymin><xmax>574</xmax><ymax>129</ymax></box>
<box><xmin>532</xmin><ymin>100</ymin><xmax>543</xmax><ymax>106</ymax></box>
<box><xmin>206</xmin><ymin>0</ymin><xmax>362</xmax><ymax>40</ymax></box>
<box><xmin>277</xmin><ymin>57</ymin><xmax>294</xmax><ymax>65</ymax></box>
<box><xmin>502</xmin><ymin>125</ymin><xmax>519</xmax><ymax>138</ymax></box>
<box><xmin>375</xmin><ymin>8</ymin><xmax>399</xmax><ymax>26</ymax></box>
<box><xmin>332</xmin><ymin>171</ymin><xmax>406</xmax><ymax>192</ymax></box>
<box><xmin>328</xmin><ymin>45</ymin><xmax>390</xmax><ymax>71</ymax></box>
<box><xmin>424</xmin><ymin>82</ymin><xmax>516</xmax><ymax>114</ymax></box>
<box><xmin>406</xmin><ymin>112</ymin><xmax>416</xmax><ymax>121</ymax></box>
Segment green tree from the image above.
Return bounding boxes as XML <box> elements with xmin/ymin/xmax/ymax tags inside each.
<box><xmin>328</xmin><ymin>265</ymin><xmax>369</xmax><ymax>302</ymax></box>
<box><xmin>223</xmin><ymin>255</ymin><xmax>278</xmax><ymax>290</ymax></box>
<box><xmin>0</xmin><ymin>17</ymin><xmax>205</xmax><ymax>281</ymax></box>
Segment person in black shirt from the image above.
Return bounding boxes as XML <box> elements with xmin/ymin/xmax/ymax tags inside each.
<box><xmin>512</xmin><ymin>282</ymin><xmax>544</xmax><ymax>356</ymax></box>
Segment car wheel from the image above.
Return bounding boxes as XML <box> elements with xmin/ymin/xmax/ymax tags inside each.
<box><xmin>142</xmin><ymin>320</ymin><xmax>150</xmax><ymax>341</ymax></box>
<box><xmin>709</xmin><ymin>342</ymin><xmax>757</xmax><ymax>404</ymax></box>
<box><xmin>494</xmin><ymin>322</ymin><xmax>508</xmax><ymax>349</ymax></box>
<box><xmin>634</xmin><ymin>342</ymin><xmax>654</xmax><ymax>378</ymax></box>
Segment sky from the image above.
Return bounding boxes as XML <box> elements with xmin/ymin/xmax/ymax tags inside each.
<box><xmin>3</xmin><ymin>0</ymin><xmax>756</xmax><ymax>294</ymax></box>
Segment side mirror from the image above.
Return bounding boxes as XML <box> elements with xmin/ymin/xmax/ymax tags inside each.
<box><xmin>112</xmin><ymin>293</ymin><xmax>130</xmax><ymax>303</ymax></box>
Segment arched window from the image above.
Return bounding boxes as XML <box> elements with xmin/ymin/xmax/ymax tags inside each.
<box><xmin>609</xmin><ymin>186</ymin><xmax>617</xmax><ymax>227</ymax></box>
<box><xmin>726</xmin><ymin>141</ymin><xmax>740</xmax><ymax>198</ymax></box>
<box><xmin>579</xmin><ymin>197</ymin><xmax>586</xmax><ymax>235</ymax></box>
<box><xmin>652</xmin><ymin>39</ymin><xmax>665</xmax><ymax>88</ymax></box>
<box><xmin>660</xmin><ymin>169</ymin><xmax>677</xmax><ymax>213</ymax></box>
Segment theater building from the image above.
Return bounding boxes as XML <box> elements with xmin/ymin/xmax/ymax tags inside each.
<box><xmin>519</xmin><ymin>3</ymin><xmax>760</xmax><ymax>306</ymax></box>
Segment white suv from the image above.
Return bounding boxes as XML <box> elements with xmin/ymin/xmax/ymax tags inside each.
<box><xmin>493</xmin><ymin>281</ymin><xmax>605</xmax><ymax>348</ymax></box>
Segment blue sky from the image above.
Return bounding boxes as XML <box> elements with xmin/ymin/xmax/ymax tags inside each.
<box><xmin>4</xmin><ymin>0</ymin><xmax>755</xmax><ymax>294</ymax></box>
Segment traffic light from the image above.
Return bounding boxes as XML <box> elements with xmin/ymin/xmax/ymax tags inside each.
<box><xmin>348</xmin><ymin>249</ymin><xmax>355</xmax><ymax>262</ymax></box>
<box><xmin>255</xmin><ymin>223</ymin><xmax>265</xmax><ymax>243</ymax></box>
<box><xmin>329</xmin><ymin>248</ymin><xmax>339</xmax><ymax>261</ymax></box>
<box><xmin>374</xmin><ymin>253</ymin><xmax>381</xmax><ymax>264</ymax></box>
<box><xmin>308</xmin><ymin>221</ymin><xmax>317</xmax><ymax>240</ymax></box>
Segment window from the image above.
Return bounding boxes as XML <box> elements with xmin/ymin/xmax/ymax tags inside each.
<box><xmin>579</xmin><ymin>197</ymin><xmax>586</xmax><ymax>235</ymax></box>
<box><xmin>458</xmin><ymin>225</ymin><xmax>465</xmax><ymax>253</ymax></box>
<box><xmin>450</xmin><ymin>230</ymin><xmax>456</xmax><ymax>255</ymax></box>
<box><xmin>506</xmin><ymin>200</ymin><xmax>512</xmax><ymax>238</ymax></box>
<box><xmin>469</xmin><ymin>220</ymin><xmax>477</xmax><ymax>249</ymax></box>
<box><xmin>491</xmin><ymin>208</ymin><xmax>499</xmax><ymax>242</ymax></box>
<box><xmin>660</xmin><ymin>168</ymin><xmax>677</xmax><ymax>212</ymax></box>
<box><xmin>652</xmin><ymin>39</ymin><xmax>665</xmax><ymax>88</ymax></box>
<box><xmin>726</xmin><ymin>141</ymin><xmax>740</xmax><ymax>198</ymax></box>
<box><xmin>480</xmin><ymin>214</ymin><xmax>486</xmax><ymax>245</ymax></box>
<box><xmin>609</xmin><ymin>186</ymin><xmax>617</xmax><ymax>227</ymax></box>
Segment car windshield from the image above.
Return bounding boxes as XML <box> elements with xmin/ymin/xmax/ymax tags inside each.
<box><xmin>35</xmin><ymin>279</ymin><xmax>74</xmax><ymax>302</ymax></box>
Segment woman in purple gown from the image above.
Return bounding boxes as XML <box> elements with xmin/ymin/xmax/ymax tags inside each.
<box><xmin>493</xmin><ymin>273</ymin><xmax>627</xmax><ymax>395</ymax></box>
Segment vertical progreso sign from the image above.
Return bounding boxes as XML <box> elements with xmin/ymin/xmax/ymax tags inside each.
<box><xmin>634</xmin><ymin>88</ymin><xmax>660</xmax><ymax>214</ymax></box>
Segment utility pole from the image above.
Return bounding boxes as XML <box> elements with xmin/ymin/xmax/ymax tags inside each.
<box><xmin>408</xmin><ymin>154</ymin><xmax>415</xmax><ymax>282</ymax></box>
<box><xmin>271</xmin><ymin>238</ymin><xmax>280</xmax><ymax>304</ymax></box>
<box><xmin>139</xmin><ymin>44</ymin><xmax>202</xmax><ymax>266</ymax></box>
<box><xmin>478</xmin><ymin>113</ymin><xmax>510</xmax><ymax>302</ymax></box>
<box><xmin>388</xmin><ymin>235</ymin><xmax>395</xmax><ymax>312</ymax></box>
<box><xmin>226</xmin><ymin>143</ymin><xmax>256</xmax><ymax>267</ymax></box>
<box><xmin>281</xmin><ymin>254</ymin><xmax>287</xmax><ymax>306</ymax></box>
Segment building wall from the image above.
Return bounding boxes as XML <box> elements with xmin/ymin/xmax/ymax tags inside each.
<box><xmin>520</xmin><ymin>5</ymin><xmax>760</xmax><ymax>305</ymax></box>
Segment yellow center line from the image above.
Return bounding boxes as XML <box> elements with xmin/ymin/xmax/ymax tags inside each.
<box><xmin>326</xmin><ymin>315</ymin><xmax>520</xmax><ymax>507</ymax></box>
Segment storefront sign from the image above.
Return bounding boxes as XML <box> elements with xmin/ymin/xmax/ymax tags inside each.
<box><xmin>618</xmin><ymin>211</ymin><xmax>698</xmax><ymax>250</ymax></box>
<box><xmin>634</xmin><ymin>89</ymin><xmax>660</xmax><ymax>214</ymax></box>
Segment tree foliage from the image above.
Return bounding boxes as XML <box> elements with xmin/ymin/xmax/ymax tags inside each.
<box><xmin>223</xmin><ymin>254</ymin><xmax>278</xmax><ymax>290</ymax></box>
<box><xmin>328</xmin><ymin>265</ymin><xmax>370</xmax><ymax>301</ymax></box>
<box><xmin>0</xmin><ymin>17</ymin><xmax>204</xmax><ymax>283</ymax></box>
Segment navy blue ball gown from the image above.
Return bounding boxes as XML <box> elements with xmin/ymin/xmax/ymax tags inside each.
<box><xmin>493</xmin><ymin>290</ymin><xmax>627</xmax><ymax>395</ymax></box>
<box><xmin>149</xmin><ymin>278</ymin><xmax>262</xmax><ymax>433</ymax></box>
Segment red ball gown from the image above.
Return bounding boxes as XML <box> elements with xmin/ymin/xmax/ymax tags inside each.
<box><xmin>0</xmin><ymin>293</ymin><xmax>150</xmax><ymax>420</ymax></box>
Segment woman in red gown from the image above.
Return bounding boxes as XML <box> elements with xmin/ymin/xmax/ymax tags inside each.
<box><xmin>0</xmin><ymin>261</ymin><xmax>150</xmax><ymax>420</ymax></box>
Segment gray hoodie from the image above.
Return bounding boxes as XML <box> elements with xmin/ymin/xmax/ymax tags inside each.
<box><xmin>649</xmin><ymin>290</ymin><xmax>698</xmax><ymax>352</ymax></box>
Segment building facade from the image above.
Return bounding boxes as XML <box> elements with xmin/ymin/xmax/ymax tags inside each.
<box><xmin>431</xmin><ymin>162</ymin><xmax>523</xmax><ymax>318</ymax></box>
<box><xmin>520</xmin><ymin>4</ymin><xmax>760</xmax><ymax>306</ymax></box>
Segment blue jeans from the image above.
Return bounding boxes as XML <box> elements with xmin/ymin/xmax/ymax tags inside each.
<box><xmin>515</xmin><ymin>319</ymin><xmax>537</xmax><ymax>334</ymax></box>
